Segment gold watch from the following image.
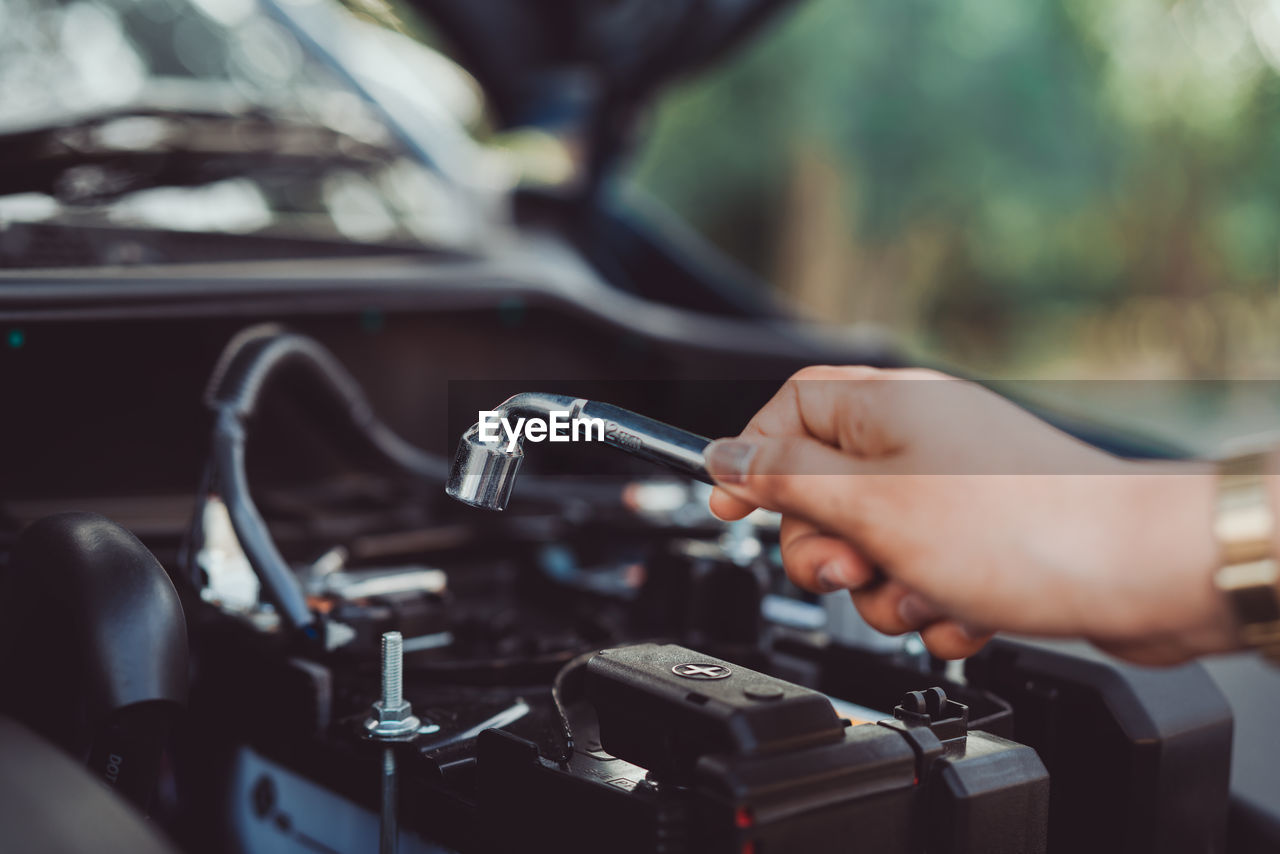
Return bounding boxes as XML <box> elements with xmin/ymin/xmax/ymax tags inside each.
<box><xmin>1213</xmin><ymin>449</ymin><xmax>1280</xmax><ymax>663</ymax></box>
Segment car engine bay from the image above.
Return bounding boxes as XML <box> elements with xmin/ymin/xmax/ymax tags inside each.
<box><xmin>0</xmin><ymin>292</ymin><xmax>1244</xmax><ymax>853</ymax></box>
<box><xmin>2</xmin><ymin>0</ymin><xmax>1276</xmax><ymax>850</ymax></box>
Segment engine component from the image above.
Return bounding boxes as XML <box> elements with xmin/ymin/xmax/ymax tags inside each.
<box><xmin>197</xmin><ymin>324</ymin><xmax>448</xmax><ymax>636</ymax></box>
<box><xmin>965</xmin><ymin>637</ymin><xmax>1234</xmax><ymax>854</ymax></box>
<box><xmin>635</xmin><ymin>537</ymin><xmax>768</xmax><ymax>646</ymax></box>
<box><xmin>0</xmin><ymin>513</ymin><xmax>188</xmax><ymax>812</ymax></box>
<box><xmin>585</xmin><ymin>642</ymin><xmax>844</xmax><ymax>782</ymax></box>
<box><xmin>480</xmin><ymin>642</ymin><xmax>1049</xmax><ymax>854</ymax></box>
<box><xmin>446</xmin><ymin>393</ymin><xmax>713</xmax><ymax>511</ymax></box>
<box><xmin>194</xmin><ymin>328</ymin><xmax>658</xmax><ymax>643</ymax></box>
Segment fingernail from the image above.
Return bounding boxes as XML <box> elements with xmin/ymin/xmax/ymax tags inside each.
<box><xmin>897</xmin><ymin>593</ymin><xmax>938</xmax><ymax>628</ymax></box>
<box><xmin>704</xmin><ymin>439</ymin><xmax>758</xmax><ymax>486</ymax></box>
<box><xmin>816</xmin><ymin>561</ymin><xmax>854</xmax><ymax>592</ymax></box>
<box><xmin>708</xmin><ymin>501</ymin><xmax>733</xmax><ymax>523</ymax></box>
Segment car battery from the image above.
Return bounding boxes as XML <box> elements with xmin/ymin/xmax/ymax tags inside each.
<box><xmin>479</xmin><ymin>643</ymin><xmax>1048</xmax><ymax>854</ymax></box>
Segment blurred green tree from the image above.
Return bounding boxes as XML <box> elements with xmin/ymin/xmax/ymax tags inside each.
<box><xmin>629</xmin><ymin>0</ymin><xmax>1280</xmax><ymax>378</ymax></box>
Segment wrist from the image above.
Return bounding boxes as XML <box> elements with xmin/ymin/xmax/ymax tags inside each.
<box><xmin>1082</xmin><ymin>464</ymin><xmax>1238</xmax><ymax>663</ymax></box>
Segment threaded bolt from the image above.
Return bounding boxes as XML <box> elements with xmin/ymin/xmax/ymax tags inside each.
<box><xmin>366</xmin><ymin>630</ymin><xmax>419</xmax><ymax>739</ymax></box>
<box><xmin>381</xmin><ymin>631</ymin><xmax>403</xmax><ymax>708</ymax></box>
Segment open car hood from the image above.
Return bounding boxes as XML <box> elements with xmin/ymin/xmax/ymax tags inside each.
<box><xmin>410</xmin><ymin>0</ymin><xmax>798</xmax><ymax>131</ymax></box>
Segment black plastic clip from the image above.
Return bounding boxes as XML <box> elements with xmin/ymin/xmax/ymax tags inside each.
<box><xmin>893</xmin><ymin>687</ymin><xmax>968</xmax><ymax>743</ymax></box>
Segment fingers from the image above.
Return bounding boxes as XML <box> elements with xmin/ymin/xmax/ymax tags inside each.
<box><xmin>704</xmin><ymin>433</ymin><xmax>913</xmax><ymax>557</ymax></box>
<box><xmin>704</xmin><ymin>365</ymin><xmax>946</xmax><ymax>520</ymax></box>
<box><xmin>779</xmin><ymin>517</ymin><xmax>984</xmax><ymax>656</ymax></box>
<box><xmin>849</xmin><ymin>581</ymin><xmax>931</xmax><ymax>635</ymax></box>
<box><xmin>732</xmin><ymin>365</ymin><xmax>943</xmax><ymax>455</ymax></box>
<box><xmin>778</xmin><ymin>517</ymin><xmax>879</xmax><ymax>593</ymax></box>
<box><xmin>700</xmin><ymin>364</ymin><xmax>999</xmax><ymax>662</ymax></box>
<box><xmin>708</xmin><ymin>485</ymin><xmax>757</xmax><ymax>521</ymax></box>
<box><xmin>849</xmin><ymin>584</ymin><xmax>994</xmax><ymax>659</ymax></box>
<box><xmin>918</xmin><ymin>621</ymin><xmax>994</xmax><ymax>660</ymax></box>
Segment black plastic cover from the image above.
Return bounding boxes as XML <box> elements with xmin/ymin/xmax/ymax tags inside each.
<box><xmin>586</xmin><ymin>643</ymin><xmax>845</xmax><ymax>780</ymax></box>
<box><xmin>966</xmin><ymin>637</ymin><xmax>1232</xmax><ymax>854</ymax></box>
<box><xmin>484</xmin><ymin>646</ymin><xmax>1049</xmax><ymax>853</ymax></box>
<box><xmin>924</xmin><ymin>730</ymin><xmax>1050</xmax><ymax>854</ymax></box>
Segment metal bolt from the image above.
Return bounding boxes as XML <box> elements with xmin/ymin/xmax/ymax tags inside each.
<box><xmin>382</xmin><ymin>631</ymin><xmax>403</xmax><ymax>707</ymax></box>
<box><xmin>365</xmin><ymin>631</ymin><xmax>419</xmax><ymax>738</ymax></box>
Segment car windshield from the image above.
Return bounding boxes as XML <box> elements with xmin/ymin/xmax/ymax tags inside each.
<box><xmin>0</xmin><ymin>0</ymin><xmax>509</xmax><ymax>255</ymax></box>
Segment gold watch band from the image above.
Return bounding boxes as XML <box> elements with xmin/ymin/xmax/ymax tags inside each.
<box><xmin>1213</xmin><ymin>450</ymin><xmax>1280</xmax><ymax>663</ymax></box>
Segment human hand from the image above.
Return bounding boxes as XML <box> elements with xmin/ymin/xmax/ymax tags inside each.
<box><xmin>706</xmin><ymin>366</ymin><xmax>1239</xmax><ymax>664</ymax></box>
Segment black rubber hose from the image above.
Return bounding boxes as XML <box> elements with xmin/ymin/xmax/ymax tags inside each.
<box><xmin>204</xmin><ymin>325</ymin><xmax>633</xmax><ymax>498</ymax></box>
<box><xmin>0</xmin><ymin>513</ymin><xmax>188</xmax><ymax>812</ymax></box>
<box><xmin>207</xmin><ymin>407</ymin><xmax>316</xmax><ymax>634</ymax></box>
<box><xmin>200</xmin><ymin>324</ymin><xmax>449</xmax><ymax>635</ymax></box>
<box><xmin>196</xmin><ymin>325</ymin><xmax>639</xmax><ymax>635</ymax></box>
<box><xmin>204</xmin><ymin>323</ymin><xmax>444</xmax><ymax>480</ymax></box>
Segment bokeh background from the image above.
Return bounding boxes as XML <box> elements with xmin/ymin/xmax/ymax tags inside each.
<box><xmin>629</xmin><ymin>0</ymin><xmax>1280</xmax><ymax>385</ymax></box>
<box><xmin>7</xmin><ymin>0</ymin><xmax>1280</xmax><ymax>445</ymax></box>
